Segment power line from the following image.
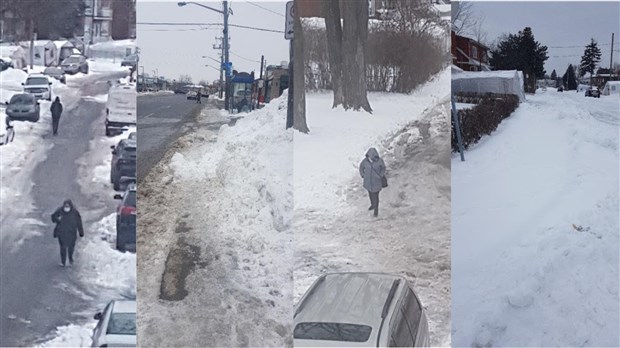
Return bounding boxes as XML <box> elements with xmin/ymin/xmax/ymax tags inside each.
<box><xmin>230</xmin><ymin>51</ymin><xmax>260</xmax><ymax>63</ymax></box>
<box><xmin>137</xmin><ymin>22</ymin><xmax>284</xmax><ymax>33</ymax></box>
<box><xmin>549</xmin><ymin>42</ymin><xmax>620</xmax><ymax>49</ymax></box>
<box><xmin>244</xmin><ymin>1</ymin><xmax>285</xmax><ymax>17</ymax></box>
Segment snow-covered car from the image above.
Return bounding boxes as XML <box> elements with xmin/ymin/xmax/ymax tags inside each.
<box><xmin>43</xmin><ymin>67</ymin><xmax>66</xmax><ymax>84</ymax></box>
<box><xmin>128</xmin><ymin>131</ymin><xmax>136</xmax><ymax>140</ymax></box>
<box><xmin>91</xmin><ymin>300</ymin><xmax>136</xmax><ymax>347</ymax></box>
<box><xmin>4</xmin><ymin>93</ymin><xmax>40</xmax><ymax>122</ymax></box>
<box><xmin>106</xmin><ymin>84</ymin><xmax>137</xmax><ymax>136</ymax></box>
<box><xmin>186</xmin><ymin>90</ymin><xmax>198</xmax><ymax>100</ymax></box>
<box><xmin>0</xmin><ymin>57</ymin><xmax>13</xmax><ymax>71</ymax></box>
<box><xmin>61</xmin><ymin>54</ymin><xmax>89</xmax><ymax>75</ymax></box>
<box><xmin>585</xmin><ymin>86</ymin><xmax>601</xmax><ymax>98</ymax></box>
<box><xmin>121</xmin><ymin>54</ymin><xmax>138</xmax><ymax>69</ymax></box>
<box><xmin>110</xmin><ymin>138</ymin><xmax>137</xmax><ymax>191</ymax></box>
<box><xmin>294</xmin><ymin>273</ymin><xmax>430</xmax><ymax>347</ymax></box>
<box><xmin>22</xmin><ymin>73</ymin><xmax>52</xmax><ymax>101</ymax></box>
<box><xmin>113</xmin><ymin>183</ymin><xmax>136</xmax><ymax>252</ymax></box>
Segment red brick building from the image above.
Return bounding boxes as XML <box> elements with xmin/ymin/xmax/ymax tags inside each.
<box><xmin>451</xmin><ymin>30</ymin><xmax>490</xmax><ymax>71</ymax></box>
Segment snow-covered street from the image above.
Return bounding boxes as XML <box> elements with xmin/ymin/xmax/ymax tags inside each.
<box><xmin>294</xmin><ymin>69</ymin><xmax>452</xmax><ymax>346</ymax></box>
<box><xmin>452</xmin><ymin>89</ymin><xmax>619</xmax><ymax>346</ymax></box>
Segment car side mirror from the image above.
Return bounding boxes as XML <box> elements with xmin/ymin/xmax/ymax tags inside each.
<box><xmin>110</xmin><ymin>145</ymin><xmax>115</xmax><ymax>150</ymax></box>
<box><xmin>49</xmin><ymin>82</ymin><xmax>52</xmax><ymax>85</ymax></box>
<box><xmin>94</xmin><ymin>312</ymin><xmax>102</xmax><ymax>320</ymax></box>
<box><xmin>113</xmin><ymin>194</ymin><xmax>122</xmax><ymax>200</ymax></box>
<box><xmin>21</xmin><ymin>82</ymin><xmax>24</xmax><ymax>86</ymax></box>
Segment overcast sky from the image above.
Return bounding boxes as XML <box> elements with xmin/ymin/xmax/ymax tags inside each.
<box><xmin>137</xmin><ymin>0</ymin><xmax>289</xmax><ymax>83</ymax></box>
<box><xmin>468</xmin><ymin>1</ymin><xmax>620</xmax><ymax>76</ymax></box>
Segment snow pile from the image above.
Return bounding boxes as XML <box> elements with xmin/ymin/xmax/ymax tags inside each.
<box><xmin>37</xmin><ymin>323</ymin><xmax>96</xmax><ymax>348</ymax></box>
<box><xmin>452</xmin><ymin>89</ymin><xmax>619</xmax><ymax>346</ymax></box>
<box><xmin>295</xmin><ymin>67</ymin><xmax>449</xmax><ymax>212</ymax></box>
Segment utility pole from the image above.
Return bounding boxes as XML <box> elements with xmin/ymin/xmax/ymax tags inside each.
<box><xmin>610</xmin><ymin>33</ymin><xmax>615</xmax><ymax>78</ymax></box>
<box><xmin>223</xmin><ymin>0</ymin><xmax>230</xmax><ymax>111</ymax></box>
<box><xmin>213</xmin><ymin>38</ymin><xmax>224</xmax><ymax>98</ymax></box>
<box><xmin>258</xmin><ymin>55</ymin><xmax>264</xmax><ymax>108</ymax></box>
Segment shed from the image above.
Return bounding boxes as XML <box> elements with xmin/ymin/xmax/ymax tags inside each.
<box><xmin>21</xmin><ymin>40</ymin><xmax>58</xmax><ymax>67</ymax></box>
<box><xmin>0</xmin><ymin>45</ymin><xmax>27</xmax><ymax>69</ymax></box>
<box><xmin>452</xmin><ymin>70</ymin><xmax>526</xmax><ymax>102</ymax></box>
<box><xmin>601</xmin><ymin>81</ymin><xmax>620</xmax><ymax>96</ymax></box>
<box><xmin>53</xmin><ymin>40</ymin><xmax>76</xmax><ymax>65</ymax></box>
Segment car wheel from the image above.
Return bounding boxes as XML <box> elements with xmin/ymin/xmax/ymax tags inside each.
<box><xmin>113</xmin><ymin>178</ymin><xmax>120</xmax><ymax>191</ymax></box>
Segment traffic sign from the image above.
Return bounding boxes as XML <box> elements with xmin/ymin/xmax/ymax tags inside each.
<box><xmin>285</xmin><ymin>1</ymin><xmax>294</xmax><ymax>40</ymax></box>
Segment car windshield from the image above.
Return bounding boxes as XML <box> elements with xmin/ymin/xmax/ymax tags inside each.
<box><xmin>294</xmin><ymin>322</ymin><xmax>372</xmax><ymax>342</ymax></box>
<box><xmin>125</xmin><ymin>191</ymin><xmax>136</xmax><ymax>207</ymax></box>
<box><xmin>9</xmin><ymin>94</ymin><xmax>34</xmax><ymax>105</ymax></box>
<box><xmin>106</xmin><ymin>313</ymin><xmax>136</xmax><ymax>335</ymax></box>
<box><xmin>25</xmin><ymin>77</ymin><xmax>49</xmax><ymax>85</ymax></box>
<box><xmin>64</xmin><ymin>56</ymin><xmax>81</xmax><ymax>63</ymax></box>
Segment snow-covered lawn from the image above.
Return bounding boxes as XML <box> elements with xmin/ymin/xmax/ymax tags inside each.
<box><xmin>452</xmin><ymin>89</ymin><xmax>619</xmax><ymax>346</ymax></box>
<box><xmin>138</xmin><ymin>96</ymin><xmax>292</xmax><ymax>346</ymax></box>
<box><xmin>295</xmin><ymin>67</ymin><xmax>449</xmax><ymax>212</ymax></box>
<box><xmin>294</xmin><ymin>69</ymin><xmax>452</xmax><ymax>346</ymax></box>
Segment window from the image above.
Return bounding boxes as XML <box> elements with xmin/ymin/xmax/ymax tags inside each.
<box><xmin>294</xmin><ymin>322</ymin><xmax>372</xmax><ymax>342</ymax></box>
<box><xmin>388</xmin><ymin>305</ymin><xmax>414</xmax><ymax>347</ymax></box>
<box><xmin>471</xmin><ymin>45</ymin><xmax>478</xmax><ymax>58</ymax></box>
<box><xmin>106</xmin><ymin>313</ymin><xmax>136</xmax><ymax>335</ymax></box>
<box><xmin>401</xmin><ymin>288</ymin><xmax>423</xmax><ymax>340</ymax></box>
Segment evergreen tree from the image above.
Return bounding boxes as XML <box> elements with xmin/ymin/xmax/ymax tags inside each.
<box><xmin>562</xmin><ymin>64</ymin><xmax>578</xmax><ymax>90</ymax></box>
<box><xmin>489</xmin><ymin>27</ymin><xmax>548</xmax><ymax>93</ymax></box>
<box><xmin>580</xmin><ymin>38</ymin><xmax>602</xmax><ymax>84</ymax></box>
<box><xmin>550</xmin><ymin>69</ymin><xmax>557</xmax><ymax>80</ymax></box>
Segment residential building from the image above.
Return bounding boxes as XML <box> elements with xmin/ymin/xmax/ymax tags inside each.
<box><xmin>451</xmin><ymin>30</ymin><xmax>490</xmax><ymax>71</ymax></box>
<box><xmin>0</xmin><ymin>9</ymin><xmax>27</xmax><ymax>43</ymax></box>
<box><xmin>81</xmin><ymin>0</ymin><xmax>114</xmax><ymax>44</ymax></box>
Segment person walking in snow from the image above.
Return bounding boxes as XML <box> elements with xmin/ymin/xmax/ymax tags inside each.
<box><xmin>196</xmin><ymin>90</ymin><xmax>202</xmax><ymax>104</ymax></box>
<box><xmin>51</xmin><ymin>199</ymin><xmax>84</xmax><ymax>266</ymax></box>
<box><xmin>50</xmin><ymin>97</ymin><xmax>63</xmax><ymax>136</ymax></box>
<box><xmin>359</xmin><ymin>147</ymin><xmax>386</xmax><ymax>217</ymax></box>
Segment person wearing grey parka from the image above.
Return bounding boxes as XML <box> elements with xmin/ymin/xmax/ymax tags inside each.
<box><xmin>359</xmin><ymin>147</ymin><xmax>386</xmax><ymax>217</ymax></box>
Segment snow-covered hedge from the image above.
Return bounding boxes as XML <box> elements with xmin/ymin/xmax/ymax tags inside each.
<box><xmin>452</xmin><ymin>93</ymin><xmax>519</xmax><ymax>151</ymax></box>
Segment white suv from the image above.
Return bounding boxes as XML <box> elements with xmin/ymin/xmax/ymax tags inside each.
<box><xmin>22</xmin><ymin>73</ymin><xmax>52</xmax><ymax>101</ymax></box>
<box><xmin>294</xmin><ymin>273</ymin><xmax>431</xmax><ymax>347</ymax></box>
<box><xmin>91</xmin><ymin>300</ymin><xmax>136</xmax><ymax>347</ymax></box>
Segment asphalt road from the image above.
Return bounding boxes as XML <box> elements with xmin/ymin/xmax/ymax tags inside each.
<box><xmin>137</xmin><ymin>94</ymin><xmax>203</xmax><ymax>180</ymax></box>
<box><xmin>0</xmin><ymin>71</ymin><xmax>127</xmax><ymax>346</ymax></box>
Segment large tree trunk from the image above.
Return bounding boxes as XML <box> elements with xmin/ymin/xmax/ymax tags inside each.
<box><xmin>323</xmin><ymin>0</ymin><xmax>344</xmax><ymax>108</ymax></box>
<box><xmin>293</xmin><ymin>0</ymin><xmax>309</xmax><ymax>133</ymax></box>
<box><xmin>341</xmin><ymin>0</ymin><xmax>372</xmax><ymax>112</ymax></box>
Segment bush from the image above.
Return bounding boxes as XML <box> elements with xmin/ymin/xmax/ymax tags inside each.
<box><xmin>451</xmin><ymin>93</ymin><xmax>519</xmax><ymax>152</ymax></box>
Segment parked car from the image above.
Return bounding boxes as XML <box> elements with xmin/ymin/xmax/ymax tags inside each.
<box><xmin>174</xmin><ymin>88</ymin><xmax>188</xmax><ymax>94</ymax></box>
<box><xmin>110</xmin><ymin>138</ymin><xmax>137</xmax><ymax>190</ymax></box>
<box><xmin>294</xmin><ymin>273</ymin><xmax>430</xmax><ymax>347</ymax></box>
<box><xmin>121</xmin><ymin>54</ymin><xmax>138</xmax><ymax>69</ymax></box>
<box><xmin>128</xmin><ymin>131</ymin><xmax>137</xmax><ymax>140</ymax></box>
<box><xmin>0</xmin><ymin>58</ymin><xmax>13</xmax><ymax>71</ymax></box>
<box><xmin>585</xmin><ymin>86</ymin><xmax>601</xmax><ymax>98</ymax></box>
<box><xmin>43</xmin><ymin>67</ymin><xmax>66</xmax><ymax>84</ymax></box>
<box><xmin>4</xmin><ymin>93</ymin><xmax>40</xmax><ymax>122</ymax></box>
<box><xmin>186</xmin><ymin>90</ymin><xmax>198</xmax><ymax>100</ymax></box>
<box><xmin>22</xmin><ymin>73</ymin><xmax>52</xmax><ymax>101</ymax></box>
<box><xmin>60</xmin><ymin>55</ymin><xmax>89</xmax><ymax>75</ymax></box>
<box><xmin>557</xmin><ymin>86</ymin><xmax>564</xmax><ymax>92</ymax></box>
<box><xmin>91</xmin><ymin>299</ymin><xmax>136</xmax><ymax>347</ymax></box>
<box><xmin>106</xmin><ymin>84</ymin><xmax>137</xmax><ymax>136</ymax></box>
<box><xmin>113</xmin><ymin>183</ymin><xmax>136</xmax><ymax>252</ymax></box>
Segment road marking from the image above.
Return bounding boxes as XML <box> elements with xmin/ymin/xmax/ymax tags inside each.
<box><xmin>142</xmin><ymin>112</ymin><xmax>155</xmax><ymax>119</ymax></box>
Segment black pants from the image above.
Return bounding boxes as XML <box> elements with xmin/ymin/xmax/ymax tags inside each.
<box><xmin>52</xmin><ymin>116</ymin><xmax>60</xmax><ymax>135</ymax></box>
<box><xmin>58</xmin><ymin>239</ymin><xmax>75</xmax><ymax>265</ymax></box>
<box><xmin>368</xmin><ymin>191</ymin><xmax>380</xmax><ymax>217</ymax></box>
<box><xmin>196</xmin><ymin>98</ymin><xmax>201</xmax><ymax>104</ymax></box>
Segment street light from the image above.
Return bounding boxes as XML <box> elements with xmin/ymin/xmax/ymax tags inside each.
<box><xmin>178</xmin><ymin>1</ymin><xmax>230</xmax><ymax>110</ymax></box>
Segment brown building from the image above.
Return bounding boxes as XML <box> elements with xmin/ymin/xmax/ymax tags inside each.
<box><xmin>451</xmin><ymin>30</ymin><xmax>490</xmax><ymax>71</ymax></box>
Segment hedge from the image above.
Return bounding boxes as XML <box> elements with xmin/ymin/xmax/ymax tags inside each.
<box><xmin>451</xmin><ymin>93</ymin><xmax>520</xmax><ymax>152</ymax></box>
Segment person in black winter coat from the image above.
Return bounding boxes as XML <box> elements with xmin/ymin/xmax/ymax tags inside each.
<box><xmin>196</xmin><ymin>90</ymin><xmax>202</xmax><ymax>104</ymax></box>
<box><xmin>51</xmin><ymin>199</ymin><xmax>84</xmax><ymax>266</ymax></box>
<box><xmin>50</xmin><ymin>97</ymin><xmax>63</xmax><ymax>136</ymax></box>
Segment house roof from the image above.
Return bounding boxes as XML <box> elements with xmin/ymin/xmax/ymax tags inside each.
<box><xmin>452</xmin><ymin>30</ymin><xmax>490</xmax><ymax>50</ymax></box>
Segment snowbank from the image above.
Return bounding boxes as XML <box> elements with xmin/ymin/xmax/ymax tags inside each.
<box><xmin>452</xmin><ymin>88</ymin><xmax>619</xmax><ymax>346</ymax></box>
<box><xmin>294</xmin><ymin>67</ymin><xmax>449</xmax><ymax>212</ymax></box>
<box><xmin>37</xmin><ymin>323</ymin><xmax>96</xmax><ymax>348</ymax></box>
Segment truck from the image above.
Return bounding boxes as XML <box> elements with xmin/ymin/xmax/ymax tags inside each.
<box><xmin>105</xmin><ymin>83</ymin><xmax>137</xmax><ymax>136</ymax></box>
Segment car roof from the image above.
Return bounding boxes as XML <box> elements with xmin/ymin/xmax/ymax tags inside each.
<box><xmin>294</xmin><ymin>273</ymin><xmax>407</xmax><ymax>341</ymax></box>
<box><xmin>119</xmin><ymin>138</ymin><xmax>137</xmax><ymax>147</ymax></box>
<box><xmin>112</xmin><ymin>300</ymin><xmax>136</xmax><ymax>314</ymax></box>
<box><xmin>27</xmin><ymin>73</ymin><xmax>47</xmax><ymax>78</ymax></box>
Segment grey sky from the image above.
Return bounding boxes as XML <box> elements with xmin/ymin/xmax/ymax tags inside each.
<box><xmin>137</xmin><ymin>0</ymin><xmax>289</xmax><ymax>83</ymax></box>
<box><xmin>468</xmin><ymin>1</ymin><xmax>620</xmax><ymax>76</ymax></box>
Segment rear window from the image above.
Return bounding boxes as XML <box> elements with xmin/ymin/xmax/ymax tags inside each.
<box><xmin>294</xmin><ymin>322</ymin><xmax>372</xmax><ymax>342</ymax></box>
<box><xmin>64</xmin><ymin>56</ymin><xmax>81</xmax><ymax>63</ymax></box>
<box><xmin>44</xmin><ymin>68</ymin><xmax>61</xmax><ymax>74</ymax></box>
<box><xmin>10</xmin><ymin>94</ymin><xmax>34</xmax><ymax>104</ymax></box>
<box><xmin>106</xmin><ymin>313</ymin><xmax>136</xmax><ymax>335</ymax></box>
<box><xmin>25</xmin><ymin>77</ymin><xmax>49</xmax><ymax>85</ymax></box>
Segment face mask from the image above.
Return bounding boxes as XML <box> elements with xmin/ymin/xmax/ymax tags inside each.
<box><xmin>63</xmin><ymin>206</ymin><xmax>71</xmax><ymax>213</ymax></box>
